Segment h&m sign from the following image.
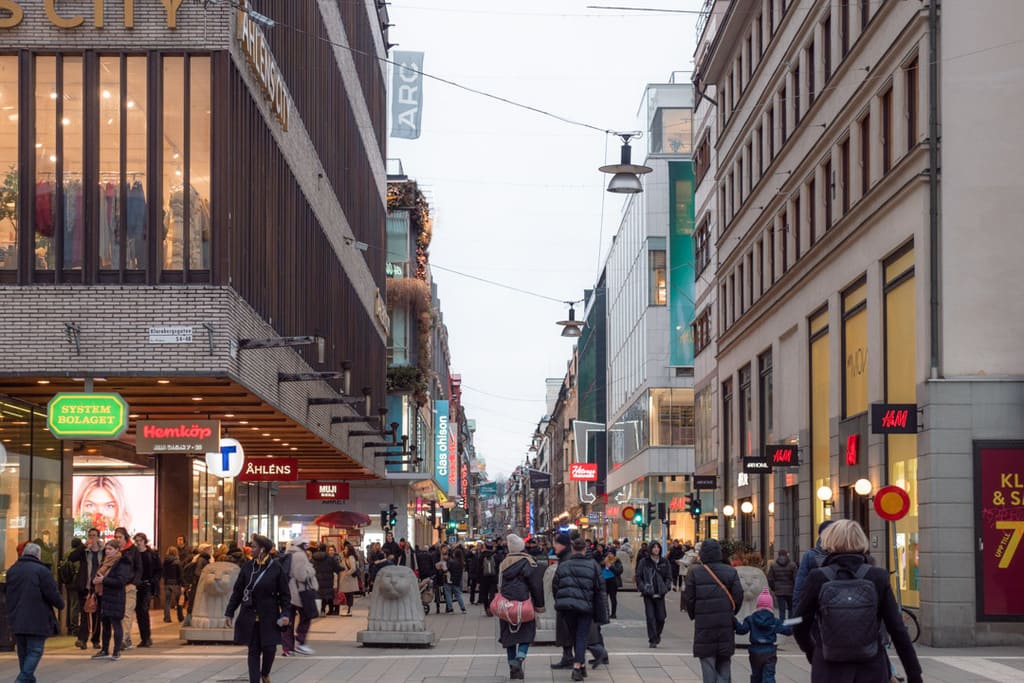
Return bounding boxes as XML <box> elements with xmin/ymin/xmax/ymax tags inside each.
<box><xmin>764</xmin><ymin>444</ymin><xmax>800</xmax><ymax>467</ymax></box>
<box><xmin>0</xmin><ymin>0</ymin><xmax>187</xmax><ymax>29</ymax></box>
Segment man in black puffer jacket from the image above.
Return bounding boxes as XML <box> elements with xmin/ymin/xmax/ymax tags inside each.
<box><xmin>553</xmin><ymin>538</ymin><xmax>608</xmax><ymax>681</ymax></box>
<box><xmin>683</xmin><ymin>539</ymin><xmax>743</xmax><ymax>683</ymax></box>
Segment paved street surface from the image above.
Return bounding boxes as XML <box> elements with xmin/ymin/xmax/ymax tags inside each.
<box><xmin>1</xmin><ymin>592</ymin><xmax>1021</xmax><ymax>682</ymax></box>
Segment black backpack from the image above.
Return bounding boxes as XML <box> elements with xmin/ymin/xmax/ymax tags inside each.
<box><xmin>816</xmin><ymin>564</ymin><xmax>880</xmax><ymax>662</ymax></box>
<box><xmin>58</xmin><ymin>556</ymin><xmax>79</xmax><ymax>587</ymax></box>
<box><xmin>482</xmin><ymin>554</ymin><xmax>497</xmax><ymax>577</ymax></box>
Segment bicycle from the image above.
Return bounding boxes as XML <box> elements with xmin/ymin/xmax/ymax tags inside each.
<box><xmin>889</xmin><ymin>569</ymin><xmax>920</xmax><ymax>643</ymax></box>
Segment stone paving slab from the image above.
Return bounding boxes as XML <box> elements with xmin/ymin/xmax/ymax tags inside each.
<box><xmin>1</xmin><ymin>592</ymin><xmax>1021</xmax><ymax>682</ymax></box>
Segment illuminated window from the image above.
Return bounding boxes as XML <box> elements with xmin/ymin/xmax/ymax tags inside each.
<box><xmin>649</xmin><ymin>249</ymin><xmax>667</xmax><ymax>306</ymax></box>
<box><xmin>842</xmin><ymin>280</ymin><xmax>868</xmax><ymax>417</ymax></box>
<box><xmin>809</xmin><ymin>307</ymin><xmax>830</xmax><ymax>533</ymax></box>
<box><xmin>0</xmin><ymin>57</ymin><xmax>17</xmax><ymax>271</ymax></box>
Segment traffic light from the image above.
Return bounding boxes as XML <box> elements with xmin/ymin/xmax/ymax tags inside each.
<box><xmin>684</xmin><ymin>493</ymin><xmax>696</xmax><ymax>515</ymax></box>
<box><xmin>647</xmin><ymin>502</ymin><xmax>656</xmax><ymax>525</ymax></box>
<box><xmin>388</xmin><ymin>503</ymin><xmax>398</xmax><ymax>527</ymax></box>
<box><xmin>380</xmin><ymin>510</ymin><xmax>388</xmax><ymax>528</ymax></box>
<box><xmin>447</xmin><ymin>520</ymin><xmax>457</xmax><ymax>533</ymax></box>
<box><xmin>693</xmin><ymin>496</ymin><xmax>703</xmax><ymax>516</ymax></box>
<box><xmin>657</xmin><ymin>502</ymin><xmax>667</xmax><ymax>522</ymax></box>
<box><xmin>429</xmin><ymin>500</ymin><xmax>437</xmax><ymax>524</ymax></box>
<box><xmin>633</xmin><ymin>505</ymin><xmax>645</xmax><ymax>526</ymax></box>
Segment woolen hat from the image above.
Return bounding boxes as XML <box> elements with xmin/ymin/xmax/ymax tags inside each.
<box><xmin>554</xmin><ymin>533</ymin><xmax>572</xmax><ymax>548</ymax></box>
<box><xmin>756</xmin><ymin>588</ymin><xmax>774</xmax><ymax>610</ymax></box>
<box><xmin>21</xmin><ymin>542</ymin><xmax>41</xmax><ymax>559</ymax></box>
<box><xmin>507</xmin><ymin>534</ymin><xmax>525</xmax><ymax>553</ymax></box>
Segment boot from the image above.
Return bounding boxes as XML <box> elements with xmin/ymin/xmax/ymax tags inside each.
<box><xmin>571</xmin><ymin>667</ymin><xmax>584</xmax><ymax>682</ymax></box>
<box><xmin>509</xmin><ymin>659</ymin><xmax>524</xmax><ymax>680</ymax></box>
<box><xmin>550</xmin><ymin>659</ymin><xmax>573</xmax><ymax>670</ymax></box>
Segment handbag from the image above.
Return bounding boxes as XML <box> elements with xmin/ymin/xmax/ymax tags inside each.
<box><xmin>489</xmin><ymin>593</ymin><xmax>535</xmax><ymax>629</ymax></box>
<box><xmin>83</xmin><ymin>592</ymin><xmax>98</xmax><ymax>614</ymax></box>
<box><xmin>299</xmin><ymin>578</ymin><xmax>319</xmax><ymax>620</ymax></box>
<box><xmin>335</xmin><ymin>591</ymin><xmax>347</xmax><ymax>605</ymax></box>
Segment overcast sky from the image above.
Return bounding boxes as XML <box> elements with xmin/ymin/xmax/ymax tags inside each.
<box><xmin>387</xmin><ymin>1</ymin><xmax>702</xmax><ymax>479</ymax></box>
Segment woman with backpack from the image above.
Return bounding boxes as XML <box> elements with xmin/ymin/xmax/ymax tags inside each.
<box><xmin>636</xmin><ymin>540</ymin><xmax>673</xmax><ymax>648</ymax></box>
<box><xmin>495</xmin><ymin>534</ymin><xmax>545</xmax><ymax>680</ymax></box>
<box><xmin>792</xmin><ymin>519</ymin><xmax>922</xmax><ymax>683</ymax></box>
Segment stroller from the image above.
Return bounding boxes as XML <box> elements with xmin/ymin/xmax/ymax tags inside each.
<box><xmin>418</xmin><ymin>577</ymin><xmax>434</xmax><ymax>614</ymax></box>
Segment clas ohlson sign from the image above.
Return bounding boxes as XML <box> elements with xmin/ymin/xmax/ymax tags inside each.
<box><xmin>47</xmin><ymin>392</ymin><xmax>129</xmax><ymax>439</ymax></box>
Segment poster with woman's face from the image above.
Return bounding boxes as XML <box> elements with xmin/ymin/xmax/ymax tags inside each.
<box><xmin>72</xmin><ymin>474</ymin><xmax>155</xmax><ymax>541</ymax></box>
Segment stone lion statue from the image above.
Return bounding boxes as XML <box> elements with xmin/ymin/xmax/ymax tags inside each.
<box><xmin>537</xmin><ymin>563</ymin><xmax>557</xmax><ymax>631</ymax></box>
<box><xmin>735</xmin><ymin>565</ymin><xmax>770</xmax><ymax>622</ymax></box>
<box><xmin>191</xmin><ymin>561</ymin><xmax>241</xmax><ymax>629</ymax></box>
<box><xmin>366</xmin><ymin>565</ymin><xmax>427</xmax><ymax>633</ymax></box>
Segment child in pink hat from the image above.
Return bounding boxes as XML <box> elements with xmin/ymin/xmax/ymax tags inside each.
<box><xmin>735</xmin><ymin>588</ymin><xmax>793</xmax><ymax>682</ymax></box>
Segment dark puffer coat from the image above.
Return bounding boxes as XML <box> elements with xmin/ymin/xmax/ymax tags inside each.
<box><xmin>311</xmin><ymin>550</ymin><xmax>342</xmax><ymax>602</ymax></box>
<box><xmin>100</xmin><ymin>555</ymin><xmax>134</xmax><ymax>620</ymax></box>
<box><xmin>225</xmin><ymin>557</ymin><xmax>291</xmax><ymax>647</ymax></box>
<box><xmin>496</xmin><ymin>554</ymin><xmax>545</xmax><ymax>647</ymax></box>
<box><xmin>553</xmin><ymin>553</ymin><xmax>608</xmax><ymax>623</ymax></box>
<box><xmin>767</xmin><ymin>552</ymin><xmax>797</xmax><ymax>597</ymax></box>
<box><xmin>5</xmin><ymin>555</ymin><xmax>65</xmax><ymax>636</ymax></box>
<box><xmin>683</xmin><ymin>539</ymin><xmax>744</xmax><ymax>658</ymax></box>
<box><xmin>793</xmin><ymin>553</ymin><xmax>922</xmax><ymax>683</ymax></box>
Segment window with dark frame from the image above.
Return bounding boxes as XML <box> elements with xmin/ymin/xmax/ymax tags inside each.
<box><xmin>768</xmin><ymin>0</ymin><xmax>775</xmax><ymax>36</ymax></box>
<box><xmin>906</xmin><ymin>57</ymin><xmax>919</xmax><ymax>151</ymax></box>
<box><xmin>747</xmin><ymin>251</ymin><xmax>755</xmax><ymax>304</ymax></box>
<box><xmin>695</xmin><ymin>130</ymin><xmax>712</xmax><ymax>185</ymax></box>
<box><xmin>768</xmin><ymin>108</ymin><xmax>775</xmax><ymax>160</ymax></box>
<box><xmin>695</xmin><ymin>215</ymin><xmax>711</xmax><ymax>275</ymax></box>
<box><xmin>860</xmin><ymin>0</ymin><xmax>871</xmax><ymax>31</ymax></box>
<box><xmin>756</xmin><ymin>239</ymin><xmax>764</xmax><ymax>295</ymax></box>
<box><xmin>794</xmin><ymin>195</ymin><xmax>802</xmax><ymax>260</ymax></box>
<box><xmin>882</xmin><ymin>86</ymin><xmax>893</xmax><ymax>174</ymax></box>
<box><xmin>824</xmin><ymin>158</ymin><xmax>833</xmax><ymax>229</ymax></box>
<box><xmin>756</xmin><ymin>14</ymin><xmax>764</xmax><ymax>55</ymax></box>
<box><xmin>860</xmin><ymin>114</ymin><xmax>871</xmax><ymax>195</ymax></box>
<box><xmin>694</xmin><ymin>307</ymin><xmax>713</xmax><ymax>354</ymax></box>
<box><xmin>759</xmin><ymin>350</ymin><xmax>774</xmax><ymax>444</ymax></box>
<box><xmin>794</xmin><ymin>65</ymin><xmax>801</xmax><ymax>123</ymax></box>
<box><xmin>808</xmin><ymin>177</ymin><xmax>817</xmax><ymax>243</ymax></box>
<box><xmin>780</xmin><ymin>212</ymin><xmax>789</xmax><ymax>272</ymax></box>
<box><xmin>808</xmin><ymin>41</ymin><xmax>816</xmax><ymax>105</ymax></box>
<box><xmin>722</xmin><ymin>378</ymin><xmax>734</xmax><ymax>466</ymax></box>
<box><xmin>769</xmin><ymin>224</ymin><xmax>776</xmax><ymax>283</ymax></box>
<box><xmin>756</xmin><ymin>125</ymin><xmax>764</xmax><ymax>174</ymax></box>
<box><xmin>840</xmin><ymin>137</ymin><xmax>851</xmax><ymax>214</ymax></box>
<box><xmin>780</xmin><ymin>86</ymin><xmax>788</xmax><ymax>142</ymax></box>
<box><xmin>840</xmin><ymin>0</ymin><xmax>850</xmax><ymax>57</ymax></box>
<box><xmin>823</xmin><ymin>14</ymin><xmax>833</xmax><ymax>81</ymax></box>
<box><xmin>730</xmin><ymin>272</ymin><xmax>736</xmax><ymax>325</ymax></box>
<box><xmin>738</xmin><ymin>263</ymin><xmax>745</xmax><ymax>313</ymax></box>
<box><xmin>739</xmin><ymin>364</ymin><xmax>753</xmax><ymax>459</ymax></box>
<box><xmin>720</xmin><ymin>284</ymin><xmax>729</xmax><ymax>334</ymax></box>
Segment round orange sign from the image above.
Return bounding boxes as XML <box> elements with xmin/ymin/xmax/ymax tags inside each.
<box><xmin>874</xmin><ymin>485</ymin><xmax>911</xmax><ymax>521</ymax></box>
<box><xmin>622</xmin><ymin>505</ymin><xmax>636</xmax><ymax>521</ymax></box>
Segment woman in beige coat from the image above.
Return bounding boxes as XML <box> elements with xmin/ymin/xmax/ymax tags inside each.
<box><xmin>281</xmin><ymin>540</ymin><xmax>317</xmax><ymax>655</ymax></box>
<box><xmin>337</xmin><ymin>545</ymin><xmax>360</xmax><ymax>616</ymax></box>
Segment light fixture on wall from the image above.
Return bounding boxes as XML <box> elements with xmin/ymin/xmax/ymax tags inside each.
<box><xmin>722</xmin><ymin>504</ymin><xmax>735</xmax><ymax>517</ymax></box>
<box><xmin>817</xmin><ymin>485</ymin><xmax>834</xmax><ymax>516</ymax></box>
<box><xmin>854</xmin><ymin>478</ymin><xmax>874</xmax><ymax>497</ymax></box>
<box><xmin>767</xmin><ymin>501</ymin><xmax>775</xmax><ymax>515</ymax></box>
<box><xmin>740</xmin><ymin>500</ymin><xmax>754</xmax><ymax>515</ymax></box>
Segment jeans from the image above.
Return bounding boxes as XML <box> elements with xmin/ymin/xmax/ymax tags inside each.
<box><xmin>121</xmin><ymin>584</ymin><xmax>137</xmax><ymax>643</ymax></box>
<box><xmin>164</xmin><ymin>584</ymin><xmax>184</xmax><ymax>622</ymax></box>
<box><xmin>135</xmin><ymin>582</ymin><xmax>152</xmax><ymax>642</ymax></box>
<box><xmin>15</xmin><ymin>634</ymin><xmax>45</xmax><ymax>683</ymax></box>
<box><xmin>605</xmin><ymin>579</ymin><xmax>619</xmax><ymax>617</ymax></box>
<box><xmin>749</xmin><ymin>650</ymin><xmax>777</xmax><ymax>683</ymax></box>
<box><xmin>445</xmin><ymin>584</ymin><xmax>466</xmax><ymax>610</ymax></box>
<box><xmin>699</xmin><ymin>655</ymin><xmax>732</xmax><ymax>683</ymax></box>
<box><xmin>505</xmin><ymin>642</ymin><xmax>529</xmax><ymax>664</ymax></box>
<box><xmin>561</xmin><ymin>612</ymin><xmax>593</xmax><ymax>665</ymax></box>
<box><xmin>775</xmin><ymin>594</ymin><xmax>792</xmax><ymax>622</ymax></box>
<box><xmin>643</xmin><ymin>595</ymin><xmax>667</xmax><ymax>644</ymax></box>
<box><xmin>280</xmin><ymin>605</ymin><xmax>312</xmax><ymax>651</ymax></box>
<box><xmin>248</xmin><ymin>621</ymin><xmax>276</xmax><ymax>683</ymax></box>
<box><xmin>101</xmin><ymin>616</ymin><xmax>124</xmax><ymax>656</ymax></box>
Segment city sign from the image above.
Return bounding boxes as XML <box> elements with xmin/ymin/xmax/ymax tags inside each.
<box><xmin>135</xmin><ymin>419</ymin><xmax>220</xmax><ymax>453</ymax></box>
<box><xmin>873</xmin><ymin>485</ymin><xmax>911</xmax><ymax>522</ymax></box>
<box><xmin>693</xmin><ymin>475</ymin><xmax>718</xmax><ymax>490</ymax></box>
<box><xmin>742</xmin><ymin>456</ymin><xmax>772</xmax><ymax>473</ymax></box>
<box><xmin>764</xmin><ymin>444</ymin><xmax>800</xmax><ymax>467</ymax></box>
<box><xmin>478</xmin><ymin>482</ymin><xmax>497</xmax><ymax>498</ymax></box>
<box><xmin>238</xmin><ymin>457</ymin><xmax>299</xmax><ymax>482</ymax></box>
<box><xmin>871</xmin><ymin>403</ymin><xmax>919</xmax><ymax>434</ymax></box>
<box><xmin>47</xmin><ymin>392</ymin><xmax>128</xmax><ymax>439</ymax></box>
<box><xmin>0</xmin><ymin>0</ymin><xmax>185</xmax><ymax>30</ymax></box>
<box><xmin>528</xmin><ymin>469</ymin><xmax>551</xmax><ymax>489</ymax></box>
<box><xmin>621</xmin><ymin>505</ymin><xmax>636</xmax><ymax>521</ymax></box>
<box><xmin>237</xmin><ymin>1</ymin><xmax>290</xmax><ymax>131</ymax></box>
<box><xmin>434</xmin><ymin>400</ymin><xmax>450</xmax><ymax>493</ymax></box>
<box><xmin>305</xmin><ymin>481</ymin><xmax>350</xmax><ymax>501</ymax></box>
<box><xmin>206</xmin><ymin>438</ymin><xmax>245</xmax><ymax>479</ymax></box>
<box><xmin>569</xmin><ymin>462</ymin><xmax>599</xmax><ymax>481</ymax></box>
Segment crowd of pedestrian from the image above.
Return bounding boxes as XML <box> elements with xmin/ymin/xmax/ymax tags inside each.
<box><xmin>5</xmin><ymin>518</ymin><xmax>923</xmax><ymax>683</ymax></box>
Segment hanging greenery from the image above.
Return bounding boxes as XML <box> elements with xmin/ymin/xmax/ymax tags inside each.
<box><xmin>387</xmin><ymin>180</ymin><xmax>432</xmax><ymax>281</ymax></box>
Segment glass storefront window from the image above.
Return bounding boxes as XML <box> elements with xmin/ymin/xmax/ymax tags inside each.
<box><xmin>189</xmin><ymin>56</ymin><xmax>211</xmax><ymax>271</ymax></box>
<box><xmin>651</xmin><ymin>108</ymin><xmax>692</xmax><ymax>154</ymax></box>
<box><xmin>99</xmin><ymin>56</ymin><xmax>120</xmax><ymax>270</ymax></box>
<box><xmin>695</xmin><ymin>386</ymin><xmax>714</xmax><ymax>467</ymax></box>
<box><xmin>126</xmin><ymin>56</ymin><xmax>148</xmax><ymax>270</ymax></box>
<box><xmin>0</xmin><ymin>56</ymin><xmax>17</xmax><ymax>270</ymax></box>
<box><xmin>609</xmin><ymin>392</ymin><xmax>649</xmax><ymax>467</ymax></box>
<box><xmin>810</xmin><ymin>308</ymin><xmax>830</xmax><ymax>534</ymax></box>
<box><xmin>843</xmin><ymin>280</ymin><xmax>868</xmax><ymax>417</ymax></box>
<box><xmin>0</xmin><ymin>399</ymin><xmax>62</xmax><ymax>576</ymax></box>
<box><xmin>34</xmin><ymin>56</ymin><xmax>57</xmax><ymax>270</ymax></box>
<box><xmin>62</xmin><ymin>56</ymin><xmax>84</xmax><ymax>271</ymax></box>
<box><xmin>739</xmin><ymin>365</ymin><xmax>753</xmax><ymax>458</ymax></box>
<box><xmin>650</xmin><ymin>388</ymin><xmax>694</xmax><ymax>445</ymax></box>
<box><xmin>191</xmin><ymin>458</ymin><xmax>237</xmax><ymax>547</ymax></box>
<box><xmin>163</xmin><ymin>56</ymin><xmax>185</xmax><ymax>270</ymax></box>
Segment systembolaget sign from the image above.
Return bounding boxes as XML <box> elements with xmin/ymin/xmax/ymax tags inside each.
<box><xmin>47</xmin><ymin>393</ymin><xmax>128</xmax><ymax>439</ymax></box>
<box><xmin>135</xmin><ymin>419</ymin><xmax>220</xmax><ymax>454</ymax></box>
<box><xmin>0</xmin><ymin>0</ymin><xmax>186</xmax><ymax>29</ymax></box>
<box><xmin>236</xmin><ymin>1</ymin><xmax>289</xmax><ymax>131</ymax></box>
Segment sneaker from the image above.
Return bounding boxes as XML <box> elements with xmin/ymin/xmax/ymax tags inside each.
<box><xmin>280</xmin><ymin>650</ymin><xmax>294</xmax><ymax>657</ymax></box>
<box><xmin>445</xmin><ymin>608</ymin><xmax>454</xmax><ymax>613</ymax></box>
<box><xmin>122</xmin><ymin>640</ymin><xmax>133</xmax><ymax>650</ymax></box>
<box><xmin>138</xmin><ymin>639</ymin><xmax>152</xmax><ymax>648</ymax></box>
<box><xmin>91</xmin><ymin>651</ymin><xmax>110</xmax><ymax>660</ymax></box>
<box><xmin>550</xmin><ymin>660</ymin><xmax>573</xmax><ymax>670</ymax></box>
<box><xmin>110</xmin><ymin>654</ymin><xmax>121</xmax><ymax>661</ymax></box>
<box><xmin>294</xmin><ymin>643</ymin><xmax>315</xmax><ymax>655</ymax></box>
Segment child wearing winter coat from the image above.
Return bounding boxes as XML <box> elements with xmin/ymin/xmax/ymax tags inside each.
<box><xmin>735</xmin><ymin>589</ymin><xmax>793</xmax><ymax>683</ymax></box>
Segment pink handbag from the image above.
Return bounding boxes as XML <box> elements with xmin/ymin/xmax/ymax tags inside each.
<box><xmin>490</xmin><ymin>593</ymin><xmax>535</xmax><ymax>627</ymax></box>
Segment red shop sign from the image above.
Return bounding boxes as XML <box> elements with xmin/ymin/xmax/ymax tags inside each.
<box><xmin>976</xmin><ymin>444</ymin><xmax>1024</xmax><ymax>619</ymax></box>
<box><xmin>237</xmin><ymin>457</ymin><xmax>299</xmax><ymax>482</ymax></box>
<box><xmin>846</xmin><ymin>434</ymin><xmax>860</xmax><ymax>466</ymax></box>
<box><xmin>569</xmin><ymin>463</ymin><xmax>599</xmax><ymax>481</ymax></box>
<box><xmin>305</xmin><ymin>481</ymin><xmax>350</xmax><ymax>501</ymax></box>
